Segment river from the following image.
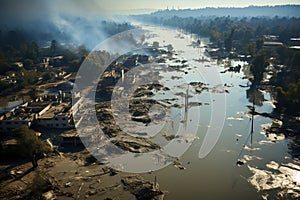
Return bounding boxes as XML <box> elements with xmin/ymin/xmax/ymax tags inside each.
<box><xmin>132</xmin><ymin>24</ymin><xmax>300</xmax><ymax>199</ymax></box>
<box><xmin>1</xmin><ymin>23</ymin><xmax>299</xmax><ymax>199</ymax></box>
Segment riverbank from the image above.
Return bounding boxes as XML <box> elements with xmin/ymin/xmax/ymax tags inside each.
<box><xmin>0</xmin><ymin>150</ymin><xmax>164</xmax><ymax>200</ymax></box>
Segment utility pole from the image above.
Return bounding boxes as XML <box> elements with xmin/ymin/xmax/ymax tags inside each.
<box><xmin>251</xmin><ymin>93</ymin><xmax>255</xmax><ymax>146</ymax></box>
<box><xmin>154</xmin><ymin>175</ymin><xmax>157</xmax><ymax>191</ymax></box>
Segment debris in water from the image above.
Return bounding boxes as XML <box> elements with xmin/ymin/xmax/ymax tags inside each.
<box><xmin>237</xmin><ymin>160</ymin><xmax>245</xmax><ymax>166</ymax></box>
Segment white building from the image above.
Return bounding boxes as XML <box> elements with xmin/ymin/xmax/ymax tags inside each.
<box><xmin>0</xmin><ymin>92</ymin><xmax>82</xmax><ymax>132</ymax></box>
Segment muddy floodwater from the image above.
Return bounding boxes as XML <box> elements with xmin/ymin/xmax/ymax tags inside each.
<box><xmin>2</xmin><ymin>23</ymin><xmax>299</xmax><ymax>200</ymax></box>
<box><xmin>129</xmin><ymin>24</ymin><xmax>300</xmax><ymax>200</ymax></box>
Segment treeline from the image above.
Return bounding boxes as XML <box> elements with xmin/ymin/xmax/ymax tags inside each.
<box><xmin>149</xmin><ymin>5</ymin><xmax>300</xmax><ymax>18</ymax></box>
<box><xmin>138</xmin><ymin>16</ymin><xmax>300</xmax><ymax>50</ymax></box>
<box><xmin>136</xmin><ymin>15</ymin><xmax>300</xmax><ymax>114</ymax></box>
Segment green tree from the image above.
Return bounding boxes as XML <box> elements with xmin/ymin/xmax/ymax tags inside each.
<box><xmin>29</xmin><ymin>88</ymin><xmax>39</xmax><ymax>99</ymax></box>
<box><xmin>255</xmin><ymin>38</ymin><xmax>264</xmax><ymax>51</ymax></box>
<box><xmin>0</xmin><ymin>80</ymin><xmax>9</xmax><ymax>90</ymax></box>
<box><xmin>243</xmin><ymin>42</ymin><xmax>256</xmax><ymax>56</ymax></box>
<box><xmin>50</xmin><ymin>40</ymin><xmax>57</xmax><ymax>56</ymax></box>
<box><xmin>291</xmin><ymin>51</ymin><xmax>300</xmax><ymax>70</ymax></box>
<box><xmin>23</xmin><ymin>58</ymin><xmax>34</xmax><ymax>70</ymax></box>
<box><xmin>24</xmin><ymin>41</ymin><xmax>39</xmax><ymax>61</ymax></box>
<box><xmin>0</xmin><ymin>49</ymin><xmax>11</xmax><ymax>75</ymax></box>
<box><xmin>276</xmin><ymin>79</ymin><xmax>300</xmax><ymax>114</ymax></box>
<box><xmin>13</xmin><ymin>126</ymin><xmax>51</xmax><ymax>165</ymax></box>
<box><xmin>224</xmin><ymin>28</ymin><xmax>234</xmax><ymax>52</ymax></box>
<box><xmin>18</xmin><ymin>70</ymin><xmax>38</xmax><ymax>88</ymax></box>
<box><xmin>250</xmin><ymin>53</ymin><xmax>268</xmax><ymax>84</ymax></box>
<box><xmin>42</xmin><ymin>72</ymin><xmax>52</xmax><ymax>81</ymax></box>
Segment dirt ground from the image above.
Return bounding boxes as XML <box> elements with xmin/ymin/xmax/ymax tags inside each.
<box><xmin>0</xmin><ymin>150</ymin><xmax>164</xmax><ymax>200</ymax></box>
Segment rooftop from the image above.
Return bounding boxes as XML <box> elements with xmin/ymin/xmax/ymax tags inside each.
<box><xmin>38</xmin><ymin>102</ymin><xmax>71</xmax><ymax>119</ymax></box>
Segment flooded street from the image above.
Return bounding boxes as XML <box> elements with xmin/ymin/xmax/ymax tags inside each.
<box><xmin>136</xmin><ymin>24</ymin><xmax>300</xmax><ymax>199</ymax></box>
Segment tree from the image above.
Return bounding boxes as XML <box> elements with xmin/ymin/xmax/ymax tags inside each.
<box><xmin>29</xmin><ymin>88</ymin><xmax>39</xmax><ymax>100</ymax></box>
<box><xmin>42</xmin><ymin>72</ymin><xmax>52</xmax><ymax>81</ymax></box>
<box><xmin>0</xmin><ymin>80</ymin><xmax>9</xmax><ymax>90</ymax></box>
<box><xmin>13</xmin><ymin>126</ymin><xmax>51</xmax><ymax>167</ymax></box>
<box><xmin>250</xmin><ymin>53</ymin><xmax>268</xmax><ymax>84</ymax></box>
<box><xmin>255</xmin><ymin>38</ymin><xmax>264</xmax><ymax>51</ymax></box>
<box><xmin>50</xmin><ymin>40</ymin><xmax>57</xmax><ymax>56</ymax></box>
<box><xmin>23</xmin><ymin>58</ymin><xmax>34</xmax><ymax>70</ymax></box>
<box><xmin>224</xmin><ymin>28</ymin><xmax>234</xmax><ymax>52</ymax></box>
<box><xmin>18</xmin><ymin>69</ymin><xmax>38</xmax><ymax>88</ymax></box>
<box><xmin>291</xmin><ymin>51</ymin><xmax>300</xmax><ymax>70</ymax></box>
<box><xmin>276</xmin><ymin>80</ymin><xmax>300</xmax><ymax>114</ymax></box>
<box><xmin>0</xmin><ymin>49</ymin><xmax>11</xmax><ymax>75</ymax></box>
<box><xmin>243</xmin><ymin>42</ymin><xmax>256</xmax><ymax>56</ymax></box>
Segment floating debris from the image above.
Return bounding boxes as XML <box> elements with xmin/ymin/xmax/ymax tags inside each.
<box><xmin>173</xmin><ymin>160</ymin><xmax>186</xmax><ymax>170</ymax></box>
<box><xmin>227</xmin><ymin>117</ymin><xmax>244</xmax><ymax>121</ymax></box>
<box><xmin>122</xmin><ymin>175</ymin><xmax>165</xmax><ymax>200</ymax></box>
<box><xmin>237</xmin><ymin>160</ymin><xmax>245</xmax><ymax>166</ymax></box>
<box><xmin>248</xmin><ymin>162</ymin><xmax>300</xmax><ymax>199</ymax></box>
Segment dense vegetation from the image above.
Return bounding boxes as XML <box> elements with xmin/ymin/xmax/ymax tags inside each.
<box><xmin>149</xmin><ymin>5</ymin><xmax>300</xmax><ymax>18</ymax></box>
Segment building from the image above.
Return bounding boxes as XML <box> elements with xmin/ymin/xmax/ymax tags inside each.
<box><xmin>35</xmin><ymin>102</ymin><xmax>72</xmax><ymax>129</ymax></box>
<box><xmin>12</xmin><ymin>62</ymin><xmax>23</xmax><ymax>68</ymax></box>
<box><xmin>0</xmin><ymin>92</ymin><xmax>82</xmax><ymax>132</ymax></box>
<box><xmin>263</xmin><ymin>41</ymin><xmax>283</xmax><ymax>47</ymax></box>
<box><xmin>50</xmin><ymin>56</ymin><xmax>64</xmax><ymax>67</ymax></box>
<box><xmin>290</xmin><ymin>38</ymin><xmax>300</xmax><ymax>50</ymax></box>
<box><xmin>59</xmin><ymin>130</ymin><xmax>83</xmax><ymax>146</ymax></box>
<box><xmin>0</xmin><ymin>102</ymin><xmax>34</xmax><ymax>132</ymax></box>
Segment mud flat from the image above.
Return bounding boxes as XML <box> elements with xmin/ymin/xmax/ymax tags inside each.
<box><xmin>0</xmin><ymin>151</ymin><xmax>165</xmax><ymax>200</ymax></box>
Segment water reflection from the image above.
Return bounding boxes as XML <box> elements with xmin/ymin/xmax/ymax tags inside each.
<box><xmin>138</xmin><ymin>24</ymin><xmax>300</xmax><ymax>199</ymax></box>
<box><xmin>246</xmin><ymin>84</ymin><xmax>264</xmax><ymax>107</ymax></box>
<box><xmin>241</xmin><ymin>116</ymin><xmax>300</xmax><ymax>199</ymax></box>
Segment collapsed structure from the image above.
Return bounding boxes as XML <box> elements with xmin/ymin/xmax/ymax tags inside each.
<box><xmin>0</xmin><ymin>91</ymin><xmax>81</xmax><ymax>132</ymax></box>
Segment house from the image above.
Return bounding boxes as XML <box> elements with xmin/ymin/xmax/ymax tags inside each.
<box><xmin>36</xmin><ymin>100</ymin><xmax>73</xmax><ymax>129</ymax></box>
<box><xmin>0</xmin><ymin>138</ymin><xmax>18</xmax><ymax>155</ymax></box>
<box><xmin>263</xmin><ymin>41</ymin><xmax>283</xmax><ymax>47</ymax></box>
<box><xmin>263</xmin><ymin>35</ymin><xmax>279</xmax><ymax>41</ymax></box>
<box><xmin>50</xmin><ymin>56</ymin><xmax>64</xmax><ymax>66</ymax></box>
<box><xmin>12</xmin><ymin>62</ymin><xmax>23</xmax><ymax>68</ymax></box>
<box><xmin>0</xmin><ymin>92</ymin><xmax>82</xmax><ymax>132</ymax></box>
<box><xmin>0</xmin><ymin>108</ymin><xmax>33</xmax><ymax>132</ymax></box>
<box><xmin>0</xmin><ymin>99</ymin><xmax>53</xmax><ymax>132</ymax></box>
<box><xmin>60</xmin><ymin>130</ymin><xmax>83</xmax><ymax>146</ymax></box>
<box><xmin>290</xmin><ymin>38</ymin><xmax>300</xmax><ymax>50</ymax></box>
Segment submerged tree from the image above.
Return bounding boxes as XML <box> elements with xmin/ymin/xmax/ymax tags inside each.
<box><xmin>250</xmin><ymin>53</ymin><xmax>269</xmax><ymax>84</ymax></box>
<box><xmin>224</xmin><ymin>28</ymin><xmax>234</xmax><ymax>52</ymax></box>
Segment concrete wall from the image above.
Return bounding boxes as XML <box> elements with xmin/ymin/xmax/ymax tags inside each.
<box><xmin>0</xmin><ymin>120</ymin><xmax>31</xmax><ymax>132</ymax></box>
<box><xmin>36</xmin><ymin>114</ymin><xmax>70</xmax><ymax>129</ymax></box>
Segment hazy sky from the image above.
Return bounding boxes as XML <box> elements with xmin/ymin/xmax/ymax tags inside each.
<box><xmin>103</xmin><ymin>0</ymin><xmax>300</xmax><ymax>11</ymax></box>
<box><xmin>1</xmin><ymin>0</ymin><xmax>300</xmax><ymax>16</ymax></box>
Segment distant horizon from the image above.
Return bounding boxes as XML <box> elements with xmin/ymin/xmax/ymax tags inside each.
<box><xmin>2</xmin><ymin>1</ymin><xmax>300</xmax><ymax>17</ymax></box>
<box><xmin>109</xmin><ymin>4</ymin><xmax>300</xmax><ymax>14</ymax></box>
